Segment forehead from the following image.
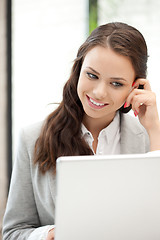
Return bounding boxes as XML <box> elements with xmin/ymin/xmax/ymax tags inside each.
<box><xmin>82</xmin><ymin>46</ymin><xmax>135</xmax><ymax>80</ymax></box>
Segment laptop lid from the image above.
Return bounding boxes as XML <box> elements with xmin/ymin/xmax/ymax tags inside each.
<box><xmin>55</xmin><ymin>154</ymin><xmax>160</xmax><ymax>240</ymax></box>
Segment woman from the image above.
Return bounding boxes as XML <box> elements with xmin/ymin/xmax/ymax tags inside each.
<box><xmin>3</xmin><ymin>22</ymin><xmax>160</xmax><ymax>240</ymax></box>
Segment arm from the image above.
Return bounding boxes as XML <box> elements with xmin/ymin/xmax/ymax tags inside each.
<box><xmin>2</xmin><ymin>128</ymin><xmax>54</xmax><ymax>239</ymax></box>
<box><xmin>125</xmin><ymin>78</ymin><xmax>160</xmax><ymax>151</ymax></box>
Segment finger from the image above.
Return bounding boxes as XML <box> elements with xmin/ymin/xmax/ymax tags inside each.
<box><xmin>133</xmin><ymin>78</ymin><xmax>151</xmax><ymax>91</ymax></box>
<box><xmin>125</xmin><ymin>88</ymin><xmax>144</xmax><ymax>107</ymax></box>
<box><xmin>131</xmin><ymin>91</ymin><xmax>156</xmax><ymax>115</ymax></box>
<box><xmin>131</xmin><ymin>95</ymin><xmax>145</xmax><ymax>113</ymax></box>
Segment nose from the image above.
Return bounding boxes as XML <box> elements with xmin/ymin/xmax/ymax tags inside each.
<box><xmin>92</xmin><ymin>81</ymin><xmax>107</xmax><ymax>100</ymax></box>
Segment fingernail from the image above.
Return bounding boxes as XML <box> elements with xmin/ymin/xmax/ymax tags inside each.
<box><xmin>124</xmin><ymin>102</ymin><xmax>128</xmax><ymax>108</ymax></box>
<box><xmin>134</xmin><ymin>110</ymin><xmax>138</xmax><ymax>117</ymax></box>
<box><xmin>132</xmin><ymin>82</ymin><xmax>135</xmax><ymax>87</ymax></box>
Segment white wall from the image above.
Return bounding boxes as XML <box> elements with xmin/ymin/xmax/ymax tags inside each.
<box><xmin>12</xmin><ymin>0</ymin><xmax>88</xmax><ymax>152</ymax></box>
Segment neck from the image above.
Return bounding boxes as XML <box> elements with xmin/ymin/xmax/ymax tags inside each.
<box><xmin>83</xmin><ymin>112</ymin><xmax>116</xmax><ymax>138</ymax></box>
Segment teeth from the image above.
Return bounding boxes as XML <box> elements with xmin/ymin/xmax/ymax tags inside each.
<box><xmin>90</xmin><ymin>97</ymin><xmax>105</xmax><ymax>106</ymax></box>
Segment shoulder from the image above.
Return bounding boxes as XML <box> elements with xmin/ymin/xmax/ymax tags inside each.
<box><xmin>17</xmin><ymin>121</ymin><xmax>44</xmax><ymax>157</ymax></box>
<box><xmin>21</xmin><ymin>121</ymin><xmax>43</xmax><ymax>142</ymax></box>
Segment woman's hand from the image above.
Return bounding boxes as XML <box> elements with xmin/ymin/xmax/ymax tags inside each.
<box><xmin>46</xmin><ymin>228</ymin><xmax>55</xmax><ymax>240</ymax></box>
<box><xmin>126</xmin><ymin>78</ymin><xmax>159</xmax><ymax>130</ymax></box>
<box><xmin>125</xmin><ymin>78</ymin><xmax>160</xmax><ymax>151</ymax></box>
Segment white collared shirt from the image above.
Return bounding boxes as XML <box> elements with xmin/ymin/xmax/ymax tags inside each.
<box><xmin>81</xmin><ymin>112</ymin><xmax>121</xmax><ymax>155</ymax></box>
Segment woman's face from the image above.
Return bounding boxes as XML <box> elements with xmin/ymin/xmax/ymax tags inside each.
<box><xmin>77</xmin><ymin>46</ymin><xmax>136</xmax><ymax>128</ymax></box>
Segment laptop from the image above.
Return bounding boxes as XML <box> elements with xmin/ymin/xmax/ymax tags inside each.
<box><xmin>55</xmin><ymin>154</ymin><xmax>160</xmax><ymax>240</ymax></box>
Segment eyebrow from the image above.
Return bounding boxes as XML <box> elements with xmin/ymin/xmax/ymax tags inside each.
<box><xmin>86</xmin><ymin>67</ymin><xmax>127</xmax><ymax>82</ymax></box>
<box><xmin>86</xmin><ymin>67</ymin><xmax>100</xmax><ymax>75</ymax></box>
<box><xmin>110</xmin><ymin>77</ymin><xmax>127</xmax><ymax>82</ymax></box>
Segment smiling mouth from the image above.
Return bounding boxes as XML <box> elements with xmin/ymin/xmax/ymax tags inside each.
<box><xmin>87</xmin><ymin>95</ymin><xmax>108</xmax><ymax>108</ymax></box>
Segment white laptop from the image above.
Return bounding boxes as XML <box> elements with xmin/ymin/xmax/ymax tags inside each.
<box><xmin>55</xmin><ymin>154</ymin><xmax>160</xmax><ymax>240</ymax></box>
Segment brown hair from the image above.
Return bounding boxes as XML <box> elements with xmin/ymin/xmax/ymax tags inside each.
<box><xmin>34</xmin><ymin>22</ymin><xmax>148</xmax><ymax>173</ymax></box>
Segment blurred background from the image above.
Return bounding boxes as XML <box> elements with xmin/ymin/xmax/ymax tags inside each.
<box><xmin>1</xmin><ymin>0</ymin><xmax>160</xmax><ymax>238</ymax></box>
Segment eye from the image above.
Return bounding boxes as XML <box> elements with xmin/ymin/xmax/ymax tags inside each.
<box><xmin>111</xmin><ymin>82</ymin><xmax>123</xmax><ymax>87</ymax></box>
<box><xmin>86</xmin><ymin>72</ymin><xmax>98</xmax><ymax>79</ymax></box>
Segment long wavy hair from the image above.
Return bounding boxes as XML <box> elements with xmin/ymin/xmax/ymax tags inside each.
<box><xmin>34</xmin><ymin>22</ymin><xmax>148</xmax><ymax>173</ymax></box>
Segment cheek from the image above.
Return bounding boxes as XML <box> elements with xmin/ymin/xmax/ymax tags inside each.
<box><xmin>77</xmin><ymin>77</ymin><xmax>90</xmax><ymax>96</ymax></box>
<box><xmin>77</xmin><ymin>77</ymin><xmax>84</xmax><ymax>99</ymax></box>
<box><xmin>113</xmin><ymin>89</ymin><xmax>130</xmax><ymax>105</ymax></box>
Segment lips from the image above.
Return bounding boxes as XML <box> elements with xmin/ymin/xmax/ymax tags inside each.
<box><xmin>86</xmin><ymin>95</ymin><xmax>108</xmax><ymax>109</ymax></box>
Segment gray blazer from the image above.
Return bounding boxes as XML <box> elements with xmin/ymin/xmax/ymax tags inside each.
<box><xmin>2</xmin><ymin>113</ymin><xmax>150</xmax><ymax>239</ymax></box>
